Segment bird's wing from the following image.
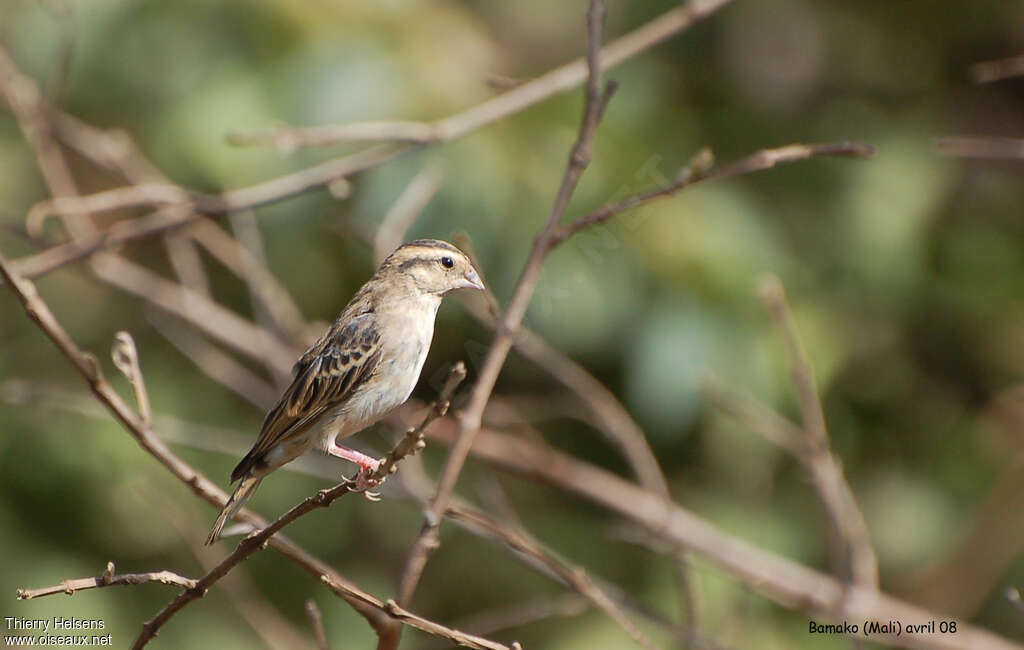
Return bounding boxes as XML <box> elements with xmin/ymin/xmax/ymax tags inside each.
<box><xmin>232</xmin><ymin>312</ymin><xmax>382</xmax><ymax>481</ymax></box>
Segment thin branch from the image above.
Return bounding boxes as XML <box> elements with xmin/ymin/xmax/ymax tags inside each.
<box><xmin>152</xmin><ymin>488</ymin><xmax>316</xmax><ymax>650</ymax></box>
<box><xmin>757</xmin><ymin>275</ymin><xmax>878</xmax><ymax>590</ymax></box>
<box><xmin>7</xmin><ymin>379</ymin><xmax>690</xmax><ymax>647</ymax></box>
<box><xmin>549</xmin><ymin>142</ymin><xmax>875</xmax><ymax>245</ymax></box>
<box><xmin>111</xmin><ymin>331</ymin><xmax>153</xmax><ymax>427</ymax></box>
<box><xmin>757</xmin><ymin>277</ymin><xmax>827</xmax><ymax>443</ymax></box>
<box><xmin>50</xmin><ymin>112</ymin><xmax>186</xmax><ymax>183</ymax></box>
<box><xmin>315</xmin><ymin>579</ymin><xmax>516</xmax><ymax>650</ymax></box>
<box><xmin>230</xmin><ymin>121</ymin><xmax>440</xmax><ymax>149</ymax></box>
<box><xmin>419</xmin><ymin>594</ymin><xmax>589</xmax><ymax>649</ymax></box>
<box><xmin>445</xmin><ymin>504</ymin><xmax>660</xmax><ymax>650</ymax></box>
<box><xmin>454</xmin><ymin>233</ymin><xmax>671</xmax><ymax>496</ymax></box>
<box><xmin>7</xmin><ymin>0</ymin><xmax>735</xmax><ymax>282</ymax></box>
<box><xmin>935</xmin><ymin>137</ymin><xmax>1024</xmax><ymax>160</ymax></box>
<box><xmin>0</xmin><ymin>253</ymin><xmax>507</xmax><ymax>648</ymax></box>
<box><xmin>90</xmin><ymin>253</ymin><xmax>300</xmax><ymax>374</ymax></box>
<box><xmin>970</xmin><ymin>54</ymin><xmax>1024</xmax><ymax>83</ymax></box>
<box><xmin>134</xmin><ymin>483</ymin><xmax>360</xmax><ymax>648</ymax></box>
<box><xmin>189</xmin><ymin>219</ymin><xmax>311</xmax><ymax>345</ymax></box>
<box><xmin>164</xmin><ymin>229</ymin><xmax>213</xmax><ymax>299</ymax></box>
<box><xmin>134</xmin><ymin>363</ymin><xmax>469</xmax><ymax>648</ymax></box>
<box><xmin>14</xmin><ymin>372</ymin><xmax>1017</xmax><ymax>650</ymax></box>
<box><xmin>396</xmin><ymin>458</ymin><xmax>700</xmax><ymax>649</ymax></box>
<box><xmin>228</xmin><ymin>0</ymin><xmax>736</xmax><ymax>149</ymax></box>
<box><xmin>0</xmin><ymin>45</ymin><xmax>94</xmax><ymax>240</ymax></box>
<box><xmin>25</xmin><ymin>184</ymin><xmax>190</xmax><ymax>237</ymax></box>
<box><xmin>306</xmin><ymin>600</ymin><xmax>330</xmax><ymax>650</ymax></box>
<box><xmin>375</xmin><ymin>362</ymin><xmax>466</xmax><ymax>481</ymax></box>
<box><xmin>896</xmin><ymin>454</ymin><xmax>1024</xmax><ymax>617</ymax></box>
<box><xmin>229</xmin><ymin>209</ymin><xmax>299</xmax><ymax>386</ymax></box>
<box><xmin>135</xmin><ymin>473</ymin><xmax>508</xmax><ymax>650</ymax></box>
<box><xmin>388</xmin><ymin>8</ymin><xmax>615</xmax><ymax>646</ymax></box>
<box><xmin>453</xmin><ymin>235</ymin><xmax>699</xmax><ymax>628</ymax></box>
<box><xmin>424</xmin><ymin>422</ymin><xmax>1023</xmax><ymax>650</ymax></box>
<box><xmin>6</xmin><ymin>144</ymin><xmax>406</xmax><ymax>283</ymax></box>
<box><xmin>148</xmin><ymin>313</ymin><xmax>278</xmax><ymax>411</ymax></box>
<box><xmin>374</xmin><ymin>164</ymin><xmax>444</xmax><ymax>266</ymax></box>
<box><xmin>18</xmin><ymin>562</ymin><xmax>195</xmax><ymax>600</ymax></box>
<box><xmin>700</xmin><ymin>375</ymin><xmax>809</xmax><ymax>460</ymax></box>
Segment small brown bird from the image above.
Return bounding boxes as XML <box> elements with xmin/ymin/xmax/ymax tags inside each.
<box><xmin>206</xmin><ymin>239</ymin><xmax>483</xmax><ymax>544</ymax></box>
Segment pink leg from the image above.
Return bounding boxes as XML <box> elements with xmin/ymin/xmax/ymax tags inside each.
<box><xmin>327</xmin><ymin>444</ymin><xmax>382</xmax><ymax>498</ymax></box>
<box><xmin>327</xmin><ymin>443</ymin><xmax>380</xmax><ymax>471</ymax></box>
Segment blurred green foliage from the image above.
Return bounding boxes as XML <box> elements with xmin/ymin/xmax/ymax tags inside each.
<box><xmin>2</xmin><ymin>0</ymin><xmax>1024</xmax><ymax>648</ymax></box>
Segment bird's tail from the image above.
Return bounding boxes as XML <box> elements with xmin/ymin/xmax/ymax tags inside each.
<box><xmin>205</xmin><ymin>474</ymin><xmax>263</xmax><ymax>545</ymax></box>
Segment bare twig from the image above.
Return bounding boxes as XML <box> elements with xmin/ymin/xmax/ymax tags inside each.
<box><xmin>935</xmin><ymin>137</ymin><xmax>1024</xmax><ymax>160</ymax></box>
<box><xmin>424</xmin><ymin>422</ymin><xmax>1023</xmax><ymax>650</ymax></box>
<box><xmin>314</xmin><ymin>582</ymin><xmax>515</xmax><ymax>650</ymax></box>
<box><xmin>134</xmin><ymin>483</ymin><xmax>362</xmax><ymax>648</ymax></box>
<box><xmin>422</xmin><ymin>594</ymin><xmax>589</xmax><ymax>648</ymax></box>
<box><xmin>228</xmin><ymin>0</ymin><xmax>735</xmax><ymax>149</ymax></box>
<box><xmin>6</xmin><ymin>378</ymin><xmax>688</xmax><ymax>647</ymax></box>
<box><xmin>51</xmin><ymin>112</ymin><xmax>167</xmax><ymax>183</ymax></box>
<box><xmin>374</xmin><ymin>165</ymin><xmax>444</xmax><ymax>265</ymax></box>
<box><xmin>0</xmin><ymin>253</ymin><xmax>507</xmax><ymax>648</ymax></box>
<box><xmin>757</xmin><ymin>275</ymin><xmax>878</xmax><ymax>590</ymax></box>
<box><xmin>151</xmin><ymin>487</ymin><xmax>316</xmax><ymax>650</ymax></box>
<box><xmin>18</xmin><ymin>562</ymin><xmax>195</xmax><ymax>600</ymax></box>
<box><xmin>135</xmin><ymin>363</ymin><xmax>468</xmax><ymax>648</ymax></box>
<box><xmin>7</xmin><ymin>0</ymin><xmax>735</xmax><ymax>283</ymax></box>
<box><xmin>897</xmin><ymin>455</ymin><xmax>1024</xmax><ymax>617</ymax></box>
<box><xmin>388</xmin><ymin>9</ymin><xmax>615</xmax><ymax>647</ymax></box>
<box><xmin>454</xmin><ymin>235</ymin><xmax>670</xmax><ymax>495</ymax></box>
<box><xmin>700</xmin><ymin>376</ymin><xmax>809</xmax><ymax>461</ymax></box>
<box><xmin>134</xmin><ymin>474</ymin><xmax>507</xmax><ymax>650</ymax></box>
<box><xmin>306</xmin><ymin>600</ymin><xmax>330</xmax><ymax>650</ymax></box>
<box><xmin>189</xmin><ymin>219</ymin><xmax>311</xmax><ymax>345</ymax></box>
<box><xmin>375</xmin><ymin>362</ymin><xmax>467</xmax><ymax>481</ymax></box>
<box><xmin>164</xmin><ymin>230</ymin><xmax>213</xmax><ymax>299</ymax></box>
<box><xmin>148</xmin><ymin>313</ymin><xmax>278</xmax><ymax>411</ymax></box>
<box><xmin>454</xmin><ymin>231</ymin><xmax>703</xmax><ymax>627</ymax></box>
<box><xmin>229</xmin><ymin>121</ymin><xmax>440</xmax><ymax>149</ymax></box>
<box><xmin>970</xmin><ymin>54</ymin><xmax>1024</xmax><ymax>83</ymax></box>
<box><xmin>7</xmin><ymin>144</ymin><xmax>406</xmax><ymax>283</ymax></box>
<box><xmin>111</xmin><ymin>331</ymin><xmax>153</xmax><ymax>427</ymax></box>
<box><xmin>549</xmin><ymin>142</ymin><xmax>875</xmax><ymax>245</ymax></box>
<box><xmin>0</xmin><ymin>45</ymin><xmax>93</xmax><ymax>240</ymax></box>
<box><xmin>445</xmin><ymin>504</ymin><xmax>660</xmax><ymax>650</ymax></box>
<box><xmin>91</xmin><ymin>253</ymin><xmax>300</xmax><ymax>374</ymax></box>
<box><xmin>25</xmin><ymin>184</ymin><xmax>190</xmax><ymax>237</ymax></box>
<box><xmin>229</xmin><ymin>209</ymin><xmax>298</xmax><ymax>386</ymax></box>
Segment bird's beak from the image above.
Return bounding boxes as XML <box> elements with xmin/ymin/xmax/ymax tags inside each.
<box><xmin>457</xmin><ymin>268</ymin><xmax>485</xmax><ymax>291</ymax></box>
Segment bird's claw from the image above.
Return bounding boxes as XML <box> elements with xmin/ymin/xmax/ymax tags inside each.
<box><xmin>348</xmin><ymin>467</ymin><xmax>383</xmax><ymax>501</ymax></box>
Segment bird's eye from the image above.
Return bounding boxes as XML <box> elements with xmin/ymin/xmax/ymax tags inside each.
<box><xmin>440</xmin><ymin>256</ymin><xmax>454</xmax><ymax>269</ymax></box>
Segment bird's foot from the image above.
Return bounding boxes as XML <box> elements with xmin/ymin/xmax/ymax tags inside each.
<box><xmin>329</xmin><ymin>443</ymin><xmax>383</xmax><ymax>501</ymax></box>
<box><xmin>351</xmin><ymin>468</ymin><xmax>382</xmax><ymax>501</ymax></box>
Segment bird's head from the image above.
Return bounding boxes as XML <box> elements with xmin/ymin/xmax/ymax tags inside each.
<box><xmin>381</xmin><ymin>239</ymin><xmax>484</xmax><ymax>297</ymax></box>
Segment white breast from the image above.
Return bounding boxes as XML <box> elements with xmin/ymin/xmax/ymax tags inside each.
<box><xmin>316</xmin><ymin>296</ymin><xmax>440</xmax><ymax>450</ymax></box>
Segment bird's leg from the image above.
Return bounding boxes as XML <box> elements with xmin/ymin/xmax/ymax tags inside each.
<box><xmin>327</xmin><ymin>443</ymin><xmax>382</xmax><ymax>499</ymax></box>
<box><xmin>327</xmin><ymin>443</ymin><xmax>380</xmax><ymax>471</ymax></box>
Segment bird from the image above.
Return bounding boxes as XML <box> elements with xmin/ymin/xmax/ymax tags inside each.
<box><xmin>206</xmin><ymin>239</ymin><xmax>484</xmax><ymax>544</ymax></box>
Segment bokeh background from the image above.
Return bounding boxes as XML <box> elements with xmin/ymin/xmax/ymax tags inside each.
<box><xmin>2</xmin><ymin>0</ymin><xmax>1023</xmax><ymax>648</ymax></box>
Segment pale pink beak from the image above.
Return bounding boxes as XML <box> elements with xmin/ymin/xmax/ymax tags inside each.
<box><xmin>457</xmin><ymin>268</ymin><xmax>484</xmax><ymax>291</ymax></box>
